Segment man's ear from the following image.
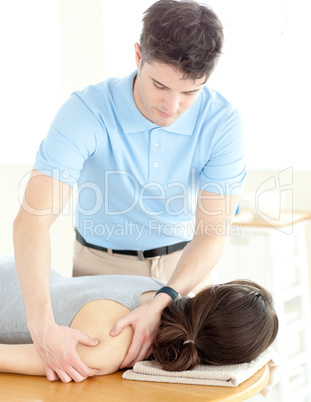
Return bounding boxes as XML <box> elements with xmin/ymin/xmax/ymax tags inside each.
<box><xmin>134</xmin><ymin>43</ymin><xmax>142</xmax><ymax>70</ymax></box>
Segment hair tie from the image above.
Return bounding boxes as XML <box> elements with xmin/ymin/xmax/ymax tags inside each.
<box><xmin>183</xmin><ymin>340</ymin><xmax>195</xmax><ymax>345</ymax></box>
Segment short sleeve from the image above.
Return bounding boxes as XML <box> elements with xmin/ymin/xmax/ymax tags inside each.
<box><xmin>199</xmin><ymin>106</ymin><xmax>247</xmax><ymax>196</ymax></box>
<box><xmin>33</xmin><ymin>94</ymin><xmax>107</xmax><ymax>186</ymax></box>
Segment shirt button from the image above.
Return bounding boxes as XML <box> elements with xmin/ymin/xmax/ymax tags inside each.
<box><xmin>154</xmin><ymin>143</ymin><xmax>160</xmax><ymax>148</ymax></box>
<box><xmin>154</xmin><ymin>162</ymin><xmax>159</xmax><ymax>168</ymax></box>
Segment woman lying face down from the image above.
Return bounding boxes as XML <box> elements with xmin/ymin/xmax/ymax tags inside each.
<box><xmin>153</xmin><ymin>280</ymin><xmax>279</xmax><ymax>371</ymax></box>
<box><xmin>0</xmin><ymin>257</ymin><xmax>278</xmax><ymax>380</ymax></box>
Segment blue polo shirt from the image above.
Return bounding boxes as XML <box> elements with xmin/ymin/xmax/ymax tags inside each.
<box><xmin>33</xmin><ymin>71</ymin><xmax>246</xmax><ymax>250</ymax></box>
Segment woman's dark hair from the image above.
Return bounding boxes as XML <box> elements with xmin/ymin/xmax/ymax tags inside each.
<box><xmin>152</xmin><ymin>280</ymin><xmax>279</xmax><ymax>371</ymax></box>
<box><xmin>140</xmin><ymin>0</ymin><xmax>224</xmax><ymax>81</ymax></box>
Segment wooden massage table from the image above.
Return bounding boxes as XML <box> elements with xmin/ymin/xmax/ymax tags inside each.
<box><xmin>0</xmin><ymin>364</ymin><xmax>269</xmax><ymax>401</ymax></box>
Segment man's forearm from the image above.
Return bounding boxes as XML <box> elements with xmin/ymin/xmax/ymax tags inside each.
<box><xmin>13</xmin><ymin>215</ymin><xmax>54</xmax><ymax>329</ymax></box>
<box><xmin>167</xmin><ymin>235</ymin><xmax>226</xmax><ymax>295</ymax></box>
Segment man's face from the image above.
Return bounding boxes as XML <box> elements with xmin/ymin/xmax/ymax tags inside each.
<box><xmin>133</xmin><ymin>45</ymin><xmax>205</xmax><ymax>127</ymax></box>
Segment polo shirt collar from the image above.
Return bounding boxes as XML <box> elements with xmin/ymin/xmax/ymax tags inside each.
<box><xmin>113</xmin><ymin>70</ymin><xmax>201</xmax><ymax>136</ymax></box>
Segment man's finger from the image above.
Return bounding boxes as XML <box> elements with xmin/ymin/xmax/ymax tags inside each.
<box><xmin>110</xmin><ymin>315</ymin><xmax>133</xmax><ymax>336</ymax></box>
<box><xmin>72</xmin><ymin>360</ymin><xmax>99</xmax><ymax>379</ymax></box>
<box><xmin>77</xmin><ymin>332</ymin><xmax>99</xmax><ymax>347</ymax></box>
<box><xmin>145</xmin><ymin>346</ymin><xmax>153</xmax><ymax>360</ymax></box>
<box><xmin>56</xmin><ymin>369</ymin><xmax>73</xmax><ymax>383</ymax></box>
<box><xmin>119</xmin><ymin>331</ymin><xmax>150</xmax><ymax>368</ymax></box>
<box><xmin>65</xmin><ymin>350</ymin><xmax>99</xmax><ymax>379</ymax></box>
<box><xmin>45</xmin><ymin>366</ymin><xmax>60</xmax><ymax>382</ymax></box>
<box><xmin>121</xmin><ymin>341</ymin><xmax>153</xmax><ymax>368</ymax></box>
<box><xmin>119</xmin><ymin>341</ymin><xmax>140</xmax><ymax>368</ymax></box>
<box><xmin>61</xmin><ymin>366</ymin><xmax>88</xmax><ymax>383</ymax></box>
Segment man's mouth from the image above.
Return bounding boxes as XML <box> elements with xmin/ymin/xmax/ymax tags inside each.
<box><xmin>156</xmin><ymin>108</ymin><xmax>176</xmax><ymax>118</ymax></box>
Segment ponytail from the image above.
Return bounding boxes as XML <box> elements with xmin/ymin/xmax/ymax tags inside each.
<box><xmin>152</xmin><ymin>298</ymin><xmax>199</xmax><ymax>371</ymax></box>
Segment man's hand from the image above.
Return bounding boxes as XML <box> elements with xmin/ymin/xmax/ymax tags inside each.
<box><xmin>110</xmin><ymin>294</ymin><xmax>171</xmax><ymax>369</ymax></box>
<box><xmin>31</xmin><ymin>323</ymin><xmax>99</xmax><ymax>383</ymax></box>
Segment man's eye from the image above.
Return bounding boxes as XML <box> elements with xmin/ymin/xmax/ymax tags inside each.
<box><xmin>154</xmin><ymin>84</ymin><xmax>166</xmax><ymax>91</ymax></box>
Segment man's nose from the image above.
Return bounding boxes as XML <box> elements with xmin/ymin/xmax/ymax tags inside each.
<box><xmin>162</xmin><ymin>93</ymin><xmax>180</xmax><ymax>114</ymax></box>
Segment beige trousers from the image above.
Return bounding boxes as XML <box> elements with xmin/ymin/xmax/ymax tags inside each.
<box><xmin>72</xmin><ymin>240</ymin><xmax>214</xmax><ymax>294</ymax></box>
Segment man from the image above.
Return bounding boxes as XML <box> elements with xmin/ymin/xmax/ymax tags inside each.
<box><xmin>13</xmin><ymin>0</ymin><xmax>246</xmax><ymax>383</ymax></box>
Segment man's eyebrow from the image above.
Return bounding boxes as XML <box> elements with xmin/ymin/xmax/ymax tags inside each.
<box><xmin>151</xmin><ymin>77</ymin><xmax>202</xmax><ymax>93</ymax></box>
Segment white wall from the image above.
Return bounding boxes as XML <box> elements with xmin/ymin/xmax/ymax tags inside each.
<box><xmin>1</xmin><ymin>0</ymin><xmax>310</xmax><ymax>170</ymax></box>
<box><xmin>0</xmin><ymin>0</ymin><xmax>61</xmax><ymax>164</ymax></box>
<box><xmin>57</xmin><ymin>0</ymin><xmax>106</xmax><ymax>99</ymax></box>
<box><xmin>207</xmin><ymin>0</ymin><xmax>311</xmax><ymax>171</ymax></box>
<box><xmin>0</xmin><ymin>164</ymin><xmax>75</xmax><ymax>277</ymax></box>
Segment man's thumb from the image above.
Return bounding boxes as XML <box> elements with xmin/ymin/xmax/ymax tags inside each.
<box><xmin>81</xmin><ymin>333</ymin><xmax>99</xmax><ymax>346</ymax></box>
<box><xmin>110</xmin><ymin>322</ymin><xmax>123</xmax><ymax>337</ymax></box>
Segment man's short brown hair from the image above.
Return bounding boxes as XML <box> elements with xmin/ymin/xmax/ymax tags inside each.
<box><xmin>140</xmin><ymin>0</ymin><xmax>224</xmax><ymax>81</ymax></box>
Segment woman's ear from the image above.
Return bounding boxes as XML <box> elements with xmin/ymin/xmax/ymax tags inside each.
<box><xmin>134</xmin><ymin>42</ymin><xmax>142</xmax><ymax>70</ymax></box>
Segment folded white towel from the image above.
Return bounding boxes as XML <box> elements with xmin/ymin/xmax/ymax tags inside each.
<box><xmin>123</xmin><ymin>347</ymin><xmax>280</xmax><ymax>397</ymax></box>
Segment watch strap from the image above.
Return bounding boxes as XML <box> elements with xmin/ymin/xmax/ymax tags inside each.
<box><xmin>155</xmin><ymin>286</ymin><xmax>181</xmax><ymax>300</ymax></box>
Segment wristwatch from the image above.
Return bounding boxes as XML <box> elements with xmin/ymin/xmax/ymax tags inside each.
<box><xmin>155</xmin><ymin>286</ymin><xmax>181</xmax><ymax>300</ymax></box>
